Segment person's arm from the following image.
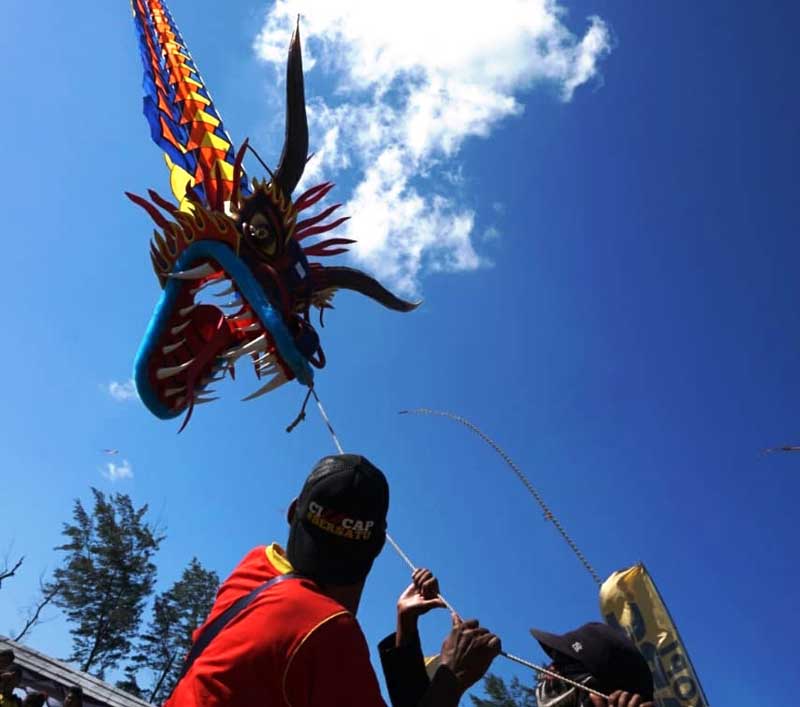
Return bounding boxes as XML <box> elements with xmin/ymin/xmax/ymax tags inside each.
<box><xmin>283</xmin><ymin>612</ymin><xmax>387</xmax><ymax>707</ymax></box>
<box><xmin>418</xmin><ymin>615</ymin><xmax>502</xmax><ymax>707</ymax></box>
<box><xmin>378</xmin><ymin>630</ymin><xmax>430</xmax><ymax>707</ymax></box>
<box><xmin>379</xmin><ymin>568</ymin><xmax>447</xmax><ymax>707</ymax></box>
<box><xmin>379</xmin><ymin>570</ymin><xmax>501</xmax><ymax>707</ymax></box>
<box><xmin>396</xmin><ymin>569</ymin><xmax>447</xmax><ymax>648</ymax></box>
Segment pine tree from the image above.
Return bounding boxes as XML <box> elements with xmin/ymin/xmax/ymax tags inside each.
<box><xmin>46</xmin><ymin>488</ymin><xmax>162</xmax><ymax>678</ymax></box>
<box><xmin>130</xmin><ymin>557</ymin><xmax>220</xmax><ymax>703</ymax></box>
<box><xmin>470</xmin><ymin>673</ymin><xmax>538</xmax><ymax>707</ymax></box>
<box><xmin>115</xmin><ymin>669</ymin><xmax>146</xmax><ymax>699</ymax></box>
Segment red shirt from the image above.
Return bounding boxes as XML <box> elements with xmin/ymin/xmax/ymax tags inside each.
<box><xmin>165</xmin><ymin>544</ymin><xmax>387</xmax><ymax>706</ymax></box>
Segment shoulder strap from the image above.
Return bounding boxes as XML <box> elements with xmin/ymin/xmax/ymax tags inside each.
<box><xmin>176</xmin><ymin>572</ymin><xmax>298</xmax><ymax>683</ymax></box>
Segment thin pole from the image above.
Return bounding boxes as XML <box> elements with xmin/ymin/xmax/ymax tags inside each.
<box><xmin>401</xmin><ymin>408</ymin><xmax>603</xmax><ymax>587</ymax></box>
<box><xmin>502</xmin><ymin>652</ymin><xmax>611</xmax><ymax>700</ymax></box>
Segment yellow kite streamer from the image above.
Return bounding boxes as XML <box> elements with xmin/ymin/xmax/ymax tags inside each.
<box><xmin>600</xmin><ymin>564</ymin><xmax>709</xmax><ymax>707</ymax></box>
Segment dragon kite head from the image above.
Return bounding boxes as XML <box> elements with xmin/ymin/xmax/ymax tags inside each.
<box><xmin>127</xmin><ymin>8</ymin><xmax>419</xmax><ymax>430</ymax></box>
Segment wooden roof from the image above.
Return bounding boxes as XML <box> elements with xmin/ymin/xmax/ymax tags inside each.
<box><xmin>0</xmin><ymin>636</ymin><xmax>150</xmax><ymax>707</ymax></box>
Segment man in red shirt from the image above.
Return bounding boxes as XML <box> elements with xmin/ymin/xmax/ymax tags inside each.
<box><xmin>166</xmin><ymin>454</ymin><xmax>500</xmax><ymax>706</ymax></box>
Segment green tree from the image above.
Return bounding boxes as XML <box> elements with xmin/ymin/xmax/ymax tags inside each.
<box><xmin>47</xmin><ymin>488</ymin><xmax>162</xmax><ymax>677</ymax></box>
<box><xmin>129</xmin><ymin>557</ymin><xmax>220</xmax><ymax>703</ymax></box>
<box><xmin>115</xmin><ymin>670</ymin><xmax>145</xmax><ymax>699</ymax></box>
<box><xmin>470</xmin><ymin>673</ymin><xmax>537</xmax><ymax>707</ymax></box>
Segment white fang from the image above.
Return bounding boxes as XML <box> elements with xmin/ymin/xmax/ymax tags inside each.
<box><xmin>162</xmin><ymin>339</ymin><xmax>186</xmax><ymax>355</ymax></box>
<box><xmin>242</xmin><ymin>373</ymin><xmax>287</xmax><ymax>401</ymax></box>
<box><xmin>156</xmin><ymin>359</ymin><xmax>194</xmax><ymax>380</ymax></box>
<box><xmin>170</xmin><ymin>321</ymin><xmax>191</xmax><ymax>336</ymax></box>
<box><xmin>223</xmin><ymin>335</ymin><xmax>267</xmax><ymax>360</ymax></box>
<box><xmin>168</xmin><ymin>263</ymin><xmax>216</xmax><ymax>280</ymax></box>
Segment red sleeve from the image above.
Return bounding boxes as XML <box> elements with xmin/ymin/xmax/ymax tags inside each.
<box><xmin>283</xmin><ymin>612</ymin><xmax>388</xmax><ymax>707</ymax></box>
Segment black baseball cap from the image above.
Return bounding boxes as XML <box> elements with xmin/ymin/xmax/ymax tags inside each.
<box><xmin>531</xmin><ymin>622</ymin><xmax>654</xmax><ymax>700</ymax></box>
<box><xmin>287</xmin><ymin>454</ymin><xmax>389</xmax><ymax>585</ymax></box>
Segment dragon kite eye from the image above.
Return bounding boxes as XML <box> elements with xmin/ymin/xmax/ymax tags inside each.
<box><xmin>248</xmin><ymin>214</ymin><xmax>272</xmax><ymax>240</ymax></box>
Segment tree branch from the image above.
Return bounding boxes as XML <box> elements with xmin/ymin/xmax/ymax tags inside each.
<box><xmin>0</xmin><ymin>556</ymin><xmax>24</xmax><ymax>587</ymax></box>
<box><xmin>149</xmin><ymin>653</ymin><xmax>176</xmax><ymax>704</ymax></box>
<box><xmin>14</xmin><ymin>582</ymin><xmax>62</xmax><ymax>642</ymax></box>
<box><xmin>82</xmin><ymin>582</ymin><xmax>126</xmax><ymax>673</ymax></box>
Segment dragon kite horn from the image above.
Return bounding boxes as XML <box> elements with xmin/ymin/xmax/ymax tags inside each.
<box><xmin>274</xmin><ymin>19</ymin><xmax>308</xmax><ymax>198</ymax></box>
<box><xmin>320</xmin><ymin>267</ymin><xmax>422</xmax><ymax>312</ymax></box>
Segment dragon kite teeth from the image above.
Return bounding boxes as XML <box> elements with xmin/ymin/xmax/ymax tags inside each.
<box><xmin>157</xmin><ymin>359</ymin><xmax>195</xmax><ymax>380</ymax></box>
<box><xmin>242</xmin><ymin>373</ymin><xmax>289</xmax><ymax>402</ymax></box>
<box><xmin>129</xmin><ymin>0</ymin><xmax>420</xmax><ymax>430</ymax></box>
<box><xmin>168</xmin><ymin>264</ymin><xmax>217</xmax><ymax>280</ymax></box>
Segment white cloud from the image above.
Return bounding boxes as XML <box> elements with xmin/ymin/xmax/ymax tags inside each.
<box><xmin>482</xmin><ymin>226</ymin><xmax>501</xmax><ymax>242</ymax></box>
<box><xmin>254</xmin><ymin>0</ymin><xmax>611</xmax><ymax>293</ymax></box>
<box><xmin>102</xmin><ymin>460</ymin><xmax>133</xmax><ymax>482</ymax></box>
<box><xmin>107</xmin><ymin>379</ymin><xmax>138</xmax><ymax>402</ymax></box>
<box><xmin>561</xmin><ymin>15</ymin><xmax>612</xmax><ymax>101</ymax></box>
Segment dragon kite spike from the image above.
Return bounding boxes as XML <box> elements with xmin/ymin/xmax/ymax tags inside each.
<box><xmin>129</xmin><ymin>0</ymin><xmax>418</xmax><ymax>430</ymax></box>
<box><xmin>230</xmin><ymin>138</ymin><xmax>249</xmax><ymax>211</ymax></box>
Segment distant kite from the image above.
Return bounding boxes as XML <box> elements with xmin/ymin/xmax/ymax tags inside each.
<box><xmin>763</xmin><ymin>445</ymin><xmax>800</xmax><ymax>454</ymax></box>
<box><xmin>128</xmin><ymin>1</ymin><xmax>417</xmax><ymax>431</ymax></box>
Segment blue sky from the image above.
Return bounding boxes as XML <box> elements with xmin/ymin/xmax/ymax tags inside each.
<box><xmin>1</xmin><ymin>1</ymin><xmax>799</xmax><ymax>705</ymax></box>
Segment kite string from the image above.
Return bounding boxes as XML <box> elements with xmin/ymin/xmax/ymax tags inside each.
<box><xmin>379</xmin><ymin>533</ymin><xmax>609</xmax><ymax>700</ymax></box>
<box><xmin>311</xmin><ymin>392</ymin><xmax>457</xmax><ymax>604</ymax></box>
<box><xmin>384</xmin><ymin>533</ymin><xmax>457</xmax><ymax>614</ymax></box>
<box><xmin>311</xmin><ymin>389</ymin><xmax>344</xmax><ymax>454</ymax></box>
<box><xmin>309</xmin><ymin>391</ymin><xmax>609</xmax><ymax>701</ymax></box>
<box><xmin>400</xmin><ymin>409</ymin><xmax>603</xmax><ymax>588</ymax></box>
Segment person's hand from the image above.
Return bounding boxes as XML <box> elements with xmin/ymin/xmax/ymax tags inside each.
<box><xmin>439</xmin><ymin>614</ymin><xmax>502</xmax><ymax>695</ymax></box>
<box><xmin>397</xmin><ymin>568</ymin><xmax>447</xmax><ymax>620</ymax></box>
<box><xmin>395</xmin><ymin>568</ymin><xmax>448</xmax><ymax>646</ymax></box>
<box><xmin>588</xmin><ymin>690</ymin><xmax>654</xmax><ymax>707</ymax></box>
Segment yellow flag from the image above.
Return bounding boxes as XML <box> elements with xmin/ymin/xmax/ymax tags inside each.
<box><xmin>600</xmin><ymin>564</ymin><xmax>709</xmax><ymax>707</ymax></box>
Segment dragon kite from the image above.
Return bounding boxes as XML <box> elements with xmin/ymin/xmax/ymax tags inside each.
<box><xmin>128</xmin><ymin>0</ymin><xmax>417</xmax><ymax>430</ymax></box>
